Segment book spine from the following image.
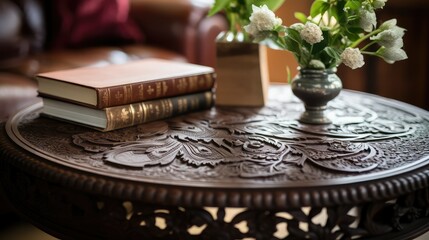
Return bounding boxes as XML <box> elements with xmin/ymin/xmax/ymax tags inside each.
<box><xmin>103</xmin><ymin>91</ymin><xmax>214</xmax><ymax>131</ymax></box>
<box><xmin>96</xmin><ymin>73</ymin><xmax>216</xmax><ymax>109</ymax></box>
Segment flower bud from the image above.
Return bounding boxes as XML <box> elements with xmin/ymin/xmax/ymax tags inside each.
<box><xmin>308</xmin><ymin>59</ymin><xmax>326</xmax><ymax>69</ymax></box>
<box><xmin>340</xmin><ymin>47</ymin><xmax>365</xmax><ymax>69</ymax></box>
<box><xmin>378</xmin><ymin>47</ymin><xmax>408</xmax><ymax>63</ymax></box>
<box><xmin>373</xmin><ymin>0</ymin><xmax>387</xmax><ymax>9</ymax></box>
<box><xmin>379</xmin><ymin>19</ymin><xmax>397</xmax><ymax>31</ymax></box>
<box><xmin>360</xmin><ymin>9</ymin><xmax>377</xmax><ymax>32</ymax></box>
<box><xmin>300</xmin><ymin>22</ymin><xmax>324</xmax><ymax>45</ymax></box>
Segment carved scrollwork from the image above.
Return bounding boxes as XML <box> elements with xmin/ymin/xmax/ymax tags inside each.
<box><xmin>12</xmin><ymin>86</ymin><xmax>429</xmax><ymax>183</ymax></box>
<box><xmin>3</xmin><ymin>157</ymin><xmax>429</xmax><ymax>240</ymax></box>
<box><xmin>3</xmin><ymin>86</ymin><xmax>429</xmax><ymax>239</ymax></box>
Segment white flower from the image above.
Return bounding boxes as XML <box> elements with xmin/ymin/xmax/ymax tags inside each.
<box><xmin>340</xmin><ymin>47</ymin><xmax>365</xmax><ymax>69</ymax></box>
<box><xmin>299</xmin><ymin>22</ymin><xmax>324</xmax><ymax>45</ymax></box>
<box><xmin>381</xmin><ymin>38</ymin><xmax>403</xmax><ymax>48</ymax></box>
<box><xmin>244</xmin><ymin>5</ymin><xmax>282</xmax><ymax>36</ymax></box>
<box><xmin>290</xmin><ymin>23</ymin><xmax>304</xmax><ymax>32</ymax></box>
<box><xmin>359</xmin><ymin>9</ymin><xmax>377</xmax><ymax>32</ymax></box>
<box><xmin>378</xmin><ymin>47</ymin><xmax>408</xmax><ymax>63</ymax></box>
<box><xmin>373</xmin><ymin>0</ymin><xmax>387</xmax><ymax>9</ymax></box>
<box><xmin>371</xmin><ymin>23</ymin><xmax>405</xmax><ymax>48</ymax></box>
<box><xmin>372</xmin><ymin>30</ymin><xmax>405</xmax><ymax>48</ymax></box>
<box><xmin>244</xmin><ymin>24</ymin><xmax>259</xmax><ymax>36</ymax></box>
<box><xmin>379</xmin><ymin>18</ymin><xmax>397</xmax><ymax>31</ymax></box>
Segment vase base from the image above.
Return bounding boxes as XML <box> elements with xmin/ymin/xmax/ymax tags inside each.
<box><xmin>298</xmin><ymin>110</ymin><xmax>332</xmax><ymax>125</ymax></box>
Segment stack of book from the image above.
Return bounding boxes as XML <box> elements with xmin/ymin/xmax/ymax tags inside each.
<box><xmin>36</xmin><ymin>58</ymin><xmax>216</xmax><ymax>131</ymax></box>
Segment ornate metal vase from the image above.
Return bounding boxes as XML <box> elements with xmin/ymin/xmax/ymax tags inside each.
<box><xmin>291</xmin><ymin>68</ymin><xmax>342</xmax><ymax>124</ymax></box>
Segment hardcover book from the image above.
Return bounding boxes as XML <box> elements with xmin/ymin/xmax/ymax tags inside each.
<box><xmin>36</xmin><ymin>58</ymin><xmax>215</xmax><ymax>109</ymax></box>
<box><xmin>42</xmin><ymin>91</ymin><xmax>214</xmax><ymax>131</ymax></box>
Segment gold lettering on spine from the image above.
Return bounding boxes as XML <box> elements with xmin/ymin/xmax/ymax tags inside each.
<box><xmin>135</xmin><ymin>103</ymin><xmax>143</xmax><ymax>123</ymax></box>
<box><xmin>176</xmin><ymin>78</ymin><xmax>188</xmax><ymax>93</ymax></box>
<box><xmin>100</xmin><ymin>89</ymin><xmax>109</xmax><ymax>108</ymax></box>
<box><xmin>120</xmin><ymin>108</ymin><xmax>130</xmax><ymax>123</ymax></box>
<box><xmin>147</xmin><ymin>85</ymin><xmax>155</xmax><ymax>95</ymax></box>
<box><xmin>115</xmin><ymin>91</ymin><xmax>123</xmax><ymax>104</ymax></box>
<box><xmin>155</xmin><ymin>103</ymin><xmax>160</xmax><ymax>118</ymax></box>
<box><xmin>138</xmin><ymin>83</ymin><xmax>144</xmax><ymax>99</ymax></box>
<box><xmin>155</xmin><ymin>82</ymin><xmax>162</xmax><ymax>97</ymax></box>
<box><xmin>167</xmin><ymin>99</ymin><xmax>173</xmax><ymax>117</ymax></box>
<box><xmin>142</xmin><ymin>102</ymin><xmax>148</xmax><ymax>123</ymax></box>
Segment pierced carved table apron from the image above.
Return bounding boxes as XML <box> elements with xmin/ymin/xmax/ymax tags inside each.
<box><xmin>1</xmin><ymin>85</ymin><xmax>429</xmax><ymax>240</ymax></box>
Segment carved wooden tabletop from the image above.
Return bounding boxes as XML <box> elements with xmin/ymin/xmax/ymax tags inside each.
<box><xmin>1</xmin><ymin>84</ymin><xmax>429</xmax><ymax>239</ymax></box>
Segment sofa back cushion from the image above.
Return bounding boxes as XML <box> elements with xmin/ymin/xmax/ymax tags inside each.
<box><xmin>0</xmin><ymin>0</ymin><xmax>45</xmax><ymax>66</ymax></box>
<box><xmin>49</xmin><ymin>0</ymin><xmax>144</xmax><ymax>49</ymax></box>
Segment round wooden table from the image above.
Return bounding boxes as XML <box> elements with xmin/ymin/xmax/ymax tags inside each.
<box><xmin>1</xmin><ymin>85</ymin><xmax>429</xmax><ymax>240</ymax></box>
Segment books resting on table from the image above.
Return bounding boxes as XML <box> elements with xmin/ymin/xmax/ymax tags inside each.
<box><xmin>36</xmin><ymin>58</ymin><xmax>216</xmax><ymax>131</ymax></box>
<box><xmin>37</xmin><ymin>58</ymin><xmax>215</xmax><ymax>109</ymax></box>
<box><xmin>42</xmin><ymin>91</ymin><xmax>214</xmax><ymax>132</ymax></box>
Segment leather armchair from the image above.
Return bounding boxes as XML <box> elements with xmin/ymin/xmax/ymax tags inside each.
<box><xmin>0</xmin><ymin>0</ymin><xmax>227</xmax><ymax>121</ymax></box>
<box><xmin>0</xmin><ymin>0</ymin><xmax>227</xmax><ymax>77</ymax></box>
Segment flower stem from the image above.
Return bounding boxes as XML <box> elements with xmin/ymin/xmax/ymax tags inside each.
<box><xmin>350</xmin><ymin>29</ymin><xmax>382</xmax><ymax>48</ymax></box>
<box><xmin>361</xmin><ymin>51</ymin><xmax>378</xmax><ymax>56</ymax></box>
<box><xmin>360</xmin><ymin>41</ymin><xmax>376</xmax><ymax>51</ymax></box>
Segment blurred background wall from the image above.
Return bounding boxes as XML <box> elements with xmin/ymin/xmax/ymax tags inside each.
<box><xmin>268</xmin><ymin>0</ymin><xmax>429</xmax><ymax>110</ymax></box>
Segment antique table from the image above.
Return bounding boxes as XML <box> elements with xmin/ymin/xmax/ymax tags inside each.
<box><xmin>1</xmin><ymin>85</ymin><xmax>429</xmax><ymax>240</ymax></box>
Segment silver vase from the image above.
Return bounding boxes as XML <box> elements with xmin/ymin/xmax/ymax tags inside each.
<box><xmin>291</xmin><ymin>68</ymin><xmax>342</xmax><ymax>124</ymax></box>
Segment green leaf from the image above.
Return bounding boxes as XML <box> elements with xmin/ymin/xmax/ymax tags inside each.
<box><xmin>321</xmin><ymin>47</ymin><xmax>341</xmax><ymax>68</ymax></box>
<box><xmin>252</xmin><ymin>0</ymin><xmax>286</xmax><ymax>11</ymax></box>
<box><xmin>284</xmin><ymin>35</ymin><xmax>301</xmax><ymax>53</ymax></box>
<box><xmin>294</xmin><ymin>12</ymin><xmax>308</xmax><ymax>23</ymax></box>
<box><xmin>323</xmin><ymin>47</ymin><xmax>339</xmax><ymax>59</ymax></box>
<box><xmin>311</xmin><ymin>30</ymin><xmax>330</xmax><ymax>54</ymax></box>
<box><xmin>285</xmin><ymin>28</ymin><xmax>302</xmax><ymax>44</ymax></box>
<box><xmin>310</xmin><ymin>0</ymin><xmax>329</xmax><ymax>18</ymax></box>
<box><xmin>344</xmin><ymin>0</ymin><xmax>361</xmax><ymax>11</ymax></box>
<box><xmin>208</xmin><ymin>0</ymin><xmax>230</xmax><ymax>16</ymax></box>
<box><xmin>328</xmin><ymin>6</ymin><xmax>338</xmax><ymax>22</ymax></box>
<box><xmin>334</xmin><ymin>0</ymin><xmax>347</xmax><ymax>25</ymax></box>
<box><xmin>344</xmin><ymin>29</ymin><xmax>360</xmax><ymax>41</ymax></box>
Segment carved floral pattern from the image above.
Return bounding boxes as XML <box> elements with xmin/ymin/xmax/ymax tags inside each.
<box><xmin>16</xmin><ymin>87</ymin><xmax>429</xmax><ymax>182</ymax></box>
<box><xmin>4</xmin><ymin>86</ymin><xmax>429</xmax><ymax>239</ymax></box>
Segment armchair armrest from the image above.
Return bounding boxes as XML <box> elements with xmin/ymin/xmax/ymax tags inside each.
<box><xmin>129</xmin><ymin>0</ymin><xmax>227</xmax><ymax>67</ymax></box>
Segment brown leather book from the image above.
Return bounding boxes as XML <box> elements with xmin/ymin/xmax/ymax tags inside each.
<box><xmin>36</xmin><ymin>58</ymin><xmax>215</xmax><ymax>109</ymax></box>
<box><xmin>41</xmin><ymin>91</ymin><xmax>214</xmax><ymax>132</ymax></box>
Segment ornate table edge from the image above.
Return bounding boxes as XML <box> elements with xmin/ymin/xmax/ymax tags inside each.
<box><xmin>2</xmin><ymin>119</ymin><xmax>429</xmax><ymax>209</ymax></box>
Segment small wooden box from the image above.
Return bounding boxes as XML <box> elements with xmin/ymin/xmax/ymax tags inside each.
<box><xmin>215</xmin><ymin>41</ymin><xmax>269</xmax><ymax>107</ymax></box>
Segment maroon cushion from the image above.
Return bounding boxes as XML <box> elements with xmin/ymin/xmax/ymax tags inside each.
<box><xmin>51</xmin><ymin>0</ymin><xmax>144</xmax><ymax>49</ymax></box>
